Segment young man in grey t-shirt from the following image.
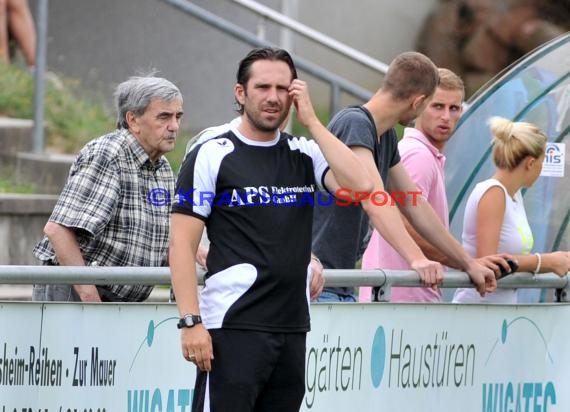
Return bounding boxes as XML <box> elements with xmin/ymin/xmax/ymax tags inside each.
<box><xmin>312</xmin><ymin>52</ymin><xmax>498</xmax><ymax>302</ymax></box>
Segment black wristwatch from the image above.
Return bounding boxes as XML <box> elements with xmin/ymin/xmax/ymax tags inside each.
<box><xmin>177</xmin><ymin>314</ymin><xmax>202</xmax><ymax>329</ymax></box>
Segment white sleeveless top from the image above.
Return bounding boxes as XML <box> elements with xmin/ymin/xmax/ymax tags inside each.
<box><xmin>453</xmin><ymin>179</ymin><xmax>533</xmax><ymax>303</ymax></box>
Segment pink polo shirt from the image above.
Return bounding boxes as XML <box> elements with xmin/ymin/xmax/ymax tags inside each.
<box><xmin>360</xmin><ymin>128</ymin><xmax>448</xmax><ymax>303</ymax></box>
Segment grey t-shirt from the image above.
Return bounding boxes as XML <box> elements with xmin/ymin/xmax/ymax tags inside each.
<box><xmin>312</xmin><ymin>106</ymin><xmax>400</xmax><ymax>296</ymax></box>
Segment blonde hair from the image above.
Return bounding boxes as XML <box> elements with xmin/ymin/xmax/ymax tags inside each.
<box><xmin>489</xmin><ymin>116</ymin><xmax>547</xmax><ymax>170</ymax></box>
<box><xmin>437</xmin><ymin>68</ymin><xmax>464</xmax><ymax>98</ymax></box>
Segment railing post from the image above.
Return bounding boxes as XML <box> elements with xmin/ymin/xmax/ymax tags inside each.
<box><xmin>280</xmin><ymin>0</ymin><xmax>297</xmax><ymax>134</ymax></box>
<box><xmin>330</xmin><ymin>82</ymin><xmax>340</xmax><ymax>118</ymax></box>
<box><xmin>256</xmin><ymin>16</ymin><xmax>266</xmax><ymax>39</ymax></box>
<box><xmin>279</xmin><ymin>0</ymin><xmax>297</xmax><ymax>51</ymax></box>
<box><xmin>32</xmin><ymin>0</ymin><xmax>49</xmax><ymax>154</ymax></box>
<box><xmin>556</xmin><ymin>284</ymin><xmax>570</xmax><ymax>302</ymax></box>
<box><xmin>375</xmin><ymin>284</ymin><xmax>392</xmax><ymax>302</ymax></box>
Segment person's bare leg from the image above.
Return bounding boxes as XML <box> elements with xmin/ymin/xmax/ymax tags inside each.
<box><xmin>0</xmin><ymin>0</ymin><xmax>10</xmax><ymax>63</ymax></box>
<box><xmin>7</xmin><ymin>0</ymin><xmax>36</xmax><ymax>67</ymax></box>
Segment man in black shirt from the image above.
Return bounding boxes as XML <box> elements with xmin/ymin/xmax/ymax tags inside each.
<box><xmin>169</xmin><ymin>47</ymin><xmax>371</xmax><ymax>412</ymax></box>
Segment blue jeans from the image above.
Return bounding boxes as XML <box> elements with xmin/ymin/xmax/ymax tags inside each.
<box><xmin>32</xmin><ymin>284</ymin><xmax>80</xmax><ymax>301</ymax></box>
<box><xmin>316</xmin><ymin>290</ymin><xmax>356</xmax><ymax>303</ymax></box>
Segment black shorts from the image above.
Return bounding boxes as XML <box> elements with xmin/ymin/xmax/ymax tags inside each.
<box><xmin>192</xmin><ymin>329</ymin><xmax>306</xmax><ymax>412</ymax></box>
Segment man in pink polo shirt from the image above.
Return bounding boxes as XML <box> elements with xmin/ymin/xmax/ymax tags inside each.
<box><xmin>361</xmin><ymin>68</ymin><xmax>464</xmax><ymax>302</ymax></box>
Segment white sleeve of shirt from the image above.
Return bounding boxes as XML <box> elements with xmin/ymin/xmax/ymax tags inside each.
<box><xmin>287</xmin><ymin>136</ymin><xmax>329</xmax><ymax>192</ymax></box>
<box><xmin>178</xmin><ymin>137</ymin><xmax>236</xmax><ymax>218</ymax></box>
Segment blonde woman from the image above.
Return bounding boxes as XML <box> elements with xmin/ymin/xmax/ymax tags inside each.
<box><xmin>453</xmin><ymin>117</ymin><xmax>570</xmax><ymax>303</ymax></box>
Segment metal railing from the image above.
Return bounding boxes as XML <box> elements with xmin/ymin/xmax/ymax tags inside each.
<box><xmin>231</xmin><ymin>0</ymin><xmax>389</xmax><ymax>74</ymax></box>
<box><xmin>161</xmin><ymin>0</ymin><xmax>373</xmax><ymax>115</ymax></box>
<box><xmin>30</xmin><ymin>0</ymin><xmax>383</xmax><ymax>152</ymax></box>
<box><xmin>1</xmin><ymin>265</ymin><xmax>568</xmax><ymax>302</ymax></box>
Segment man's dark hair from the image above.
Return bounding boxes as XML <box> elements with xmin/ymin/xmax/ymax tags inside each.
<box><xmin>235</xmin><ymin>47</ymin><xmax>298</xmax><ymax>114</ymax></box>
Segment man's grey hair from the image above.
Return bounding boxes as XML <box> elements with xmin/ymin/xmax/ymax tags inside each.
<box><xmin>114</xmin><ymin>75</ymin><xmax>182</xmax><ymax>129</ymax></box>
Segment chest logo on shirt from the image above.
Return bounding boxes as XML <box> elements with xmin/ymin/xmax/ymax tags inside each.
<box><xmin>218</xmin><ymin>185</ymin><xmax>315</xmax><ymax>207</ymax></box>
<box><xmin>516</xmin><ymin>222</ymin><xmax>534</xmax><ymax>254</ymax></box>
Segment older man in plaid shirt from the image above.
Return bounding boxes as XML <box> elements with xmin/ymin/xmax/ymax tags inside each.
<box><xmin>32</xmin><ymin>74</ymin><xmax>183</xmax><ymax>302</ymax></box>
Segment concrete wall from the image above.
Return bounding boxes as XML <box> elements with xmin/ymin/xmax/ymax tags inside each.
<box><xmin>38</xmin><ymin>0</ymin><xmax>436</xmax><ymax>133</ymax></box>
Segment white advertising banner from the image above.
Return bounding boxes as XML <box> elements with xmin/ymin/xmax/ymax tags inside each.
<box><xmin>541</xmin><ymin>142</ymin><xmax>566</xmax><ymax>177</ymax></box>
<box><xmin>0</xmin><ymin>302</ymin><xmax>568</xmax><ymax>411</ymax></box>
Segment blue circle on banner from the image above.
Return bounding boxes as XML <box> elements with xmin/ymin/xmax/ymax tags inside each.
<box><xmin>371</xmin><ymin>326</ymin><xmax>386</xmax><ymax>388</ymax></box>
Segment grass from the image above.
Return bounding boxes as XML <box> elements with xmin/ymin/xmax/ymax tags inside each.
<box><xmin>165</xmin><ymin>139</ymin><xmax>189</xmax><ymax>174</ymax></box>
<box><xmin>0</xmin><ymin>178</ymin><xmax>36</xmax><ymax>193</ymax></box>
<box><xmin>291</xmin><ymin>107</ymin><xmax>330</xmax><ymax>137</ymax></box>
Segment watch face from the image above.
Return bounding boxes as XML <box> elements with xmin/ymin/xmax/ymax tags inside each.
<box><xmin>178</xmin><ymin>315</ymin><xmax>201</xmax><ymax>329</ymax></box>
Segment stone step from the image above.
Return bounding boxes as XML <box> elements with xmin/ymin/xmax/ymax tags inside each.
<box><xmin>0</xmin><ymin>193</ymin><xmax>58</xmax><ymax>265</ymax></box>
<box><xmin>14</xmin><ymin>152</ymin><xmax>74</xmax><ymax>194</ymax></box>
<box><xmin>0</xmin><ymin>117</ymin><xmax>34</xmax><ymax>153</ymax></box>
<box><xmin>0</xmin><ymin>116</ymin><xmax>68</xmax><ymax>195</ymax></box>
<box><xmin>0</xmin><ymin>151</ymin><xmax>73</xmax><ymax>194</ymax></box>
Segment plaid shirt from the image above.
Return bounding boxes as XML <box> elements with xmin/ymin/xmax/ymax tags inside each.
<box><xmin>33</xmin><ymin>129</ymin><xmax>175</xmax><ymax>302</ymax></box>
